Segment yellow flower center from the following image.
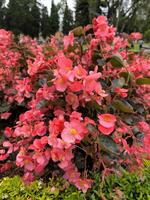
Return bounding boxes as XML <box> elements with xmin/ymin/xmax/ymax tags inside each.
<box><xmin>70</xmin><ymin>128</ymin><xmax>77</xmax><ymax>135</ymax></box>
<box><xmin>77</xmin><ymin>69</ymin><xmax>82</xmax><ymax>76</ymax></box>
<box><xmin>104</xmin><ymin>116</ymin><xmax>111</xmax><ymax>122</ymax></box>
<box><xmin>59</xmin><ymin>77</ymin><xmax>65</xmax><ymax>84</ymax></box>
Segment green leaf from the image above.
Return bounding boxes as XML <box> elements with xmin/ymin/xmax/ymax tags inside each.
<box><xmin>112</xmin><ymin>77</ymin><xmax>125</xmax><ymax>88</ymax></box>
<box><xmin>136</xmin><ymin>77</ymin><xmax>150</xmax><ymax>85</ymax></box>
<box><xmin>112</xmin><ymin>100</ymin><xmax>134</xmax><ymax>113</ymax></box>
<box><xmin>0</xmin><ymin>102</ymin><xmax>11</xmax><ymax>113</ymax></box>
<box><xmin>92</xmin><ymin>52</ymin><xmax>101</xmax><ymax>62</ymax></box>
<box><xmin>98</xmin><ymin>134</ymin><xmax>120</xmax><ymax>156</ymax></box>
<box><xmin>119</xmin><ymin>72</ymin><xmax>134</xmax><ymax>83</ymax></box>
<box><xmin>87</xmin><ymin>124</ymin><xmax>120</xmax><ymax>156</ymax></box>
<box><xmin>110</xmin><ymin>54</ymin><xmax>125</xmax><ymax>68</ymax></box>
<box><xmin>71</xmin><ymin>26</ymin><xmax>84</xmax><ymax>36</ymax></box>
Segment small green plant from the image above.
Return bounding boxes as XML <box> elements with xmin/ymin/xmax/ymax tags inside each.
<box><xmin>0</xmin><ymin>165</ymin><xmax>150</xmax><ymax>200</ymax></box>
<box><xmin>144</xmin><ymin>29</ymin><xmax>150</xmax><ymax>42</ymax></box>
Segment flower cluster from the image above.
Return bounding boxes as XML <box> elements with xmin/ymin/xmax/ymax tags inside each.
<box><xmin>0</xmin><ymin>16</ymin><xmax>150</xmax><ymax>193</ymax></box>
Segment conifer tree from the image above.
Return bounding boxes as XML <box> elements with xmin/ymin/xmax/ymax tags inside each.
<box><xmin>75</xmin><ymin>0</ymin><xmax>90</xmax><ymax>27</ymax></box>
<box><xmin>49</xmin><ymin>0</ymin><xmax>59</xmax><ymax>35</ymax></box>
<box><xmin>28</xmin><ymin>0</ymin><xmax>41</xmax><ymax>37</ymax></box>
<box><xmin>41</xmin><ymin>6</ymin><xmax>51</xmax><ymax>38</ymax></box>
<box><xmin>6</xmin><ymin>0</ymin><xmax>40</xmax><ymax>37</ymax></box>
<box><xmin>62</xmin><ymin>3</ymin><xmax>73</xmax><ymax>34</ymax></box>
<box><xmin>0</xmin><ymin>0</ymin><xmax>6</xmax><ymax>28</ymax></box>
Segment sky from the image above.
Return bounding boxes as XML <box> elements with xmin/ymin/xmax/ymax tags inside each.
<box><xmin>40</xmin><ymin>0</ymin><xmax>75</xmax><ymax>12</ymax></box>
<box><xmin>5</xmin><ymin>0</ymin><xmax>75</xmax><ymax>12</ymax></box>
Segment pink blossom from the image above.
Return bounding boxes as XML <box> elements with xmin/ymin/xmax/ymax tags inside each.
<box><xmin>115</xmin><ymin>88</ymin><xmax>128</xmax><ymax>98</ymax></box>
<box><xmin>130</xmin><ymin>32</ymin><xmax>143</xmax><ymax>40</ymax></box>
<box><xmin>75</xmin><ymin>178</ymin><xmax>93</xmax><ymax>193</ymax></box>
<box><xmin>32</xmin><ymin>122</ymin><xmax>47</xmax><ymax>136</ymax></box>
<box><xmin>0</xmin><ymin>112</ymin><xmax>11</xmax><ymax>119</ymax></box>
<box><xmin>98</xmin><ymin>114</ymin><xmax>116</xmax><ymax>135</ymax></box>
<box><xmin>69</xmin><ymin>81</ymin><xmax>83</xmax><ymax>92</ymax></box>
<box><xmin>57</xmin><ymin>56</ymin><xmax>73</xmax><ymax>79</ymax></box>
<box><xmin>54</xmin><ymin>75</ymin><xmax>68</xmax><ymax>92</ymax></box>
<box><xmin>63</xmin><ymin>32</ymin><xmax>74</xmax><ymax>50</ymax></box>
<box><xmin>61</xmin><ymin>121</ymin><xmax>88</xmax><ymax>144</ymax></box>
<box><xmin>66</xmin><ymin>92</ymin><xmax>79</xmax><ymax>110</ymax></box>
<box><xmin>74</xmin><ymin>65</ymin><xmax>87</xmax><ymax>79</ymax></box>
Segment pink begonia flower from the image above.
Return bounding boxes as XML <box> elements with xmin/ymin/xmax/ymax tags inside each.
<box><xmin>61</xmin><ymin>121</ymin><xmax>88</xmax><ymax>144</ymax></box>
<box><xmin>84</xmin><ymin>117</ymin><xmax>96</xmax><ymax>126</ymax></box>
<box><xmin>54</xmin><ymin>75</ymin><xmax>68</xmax><ymax>92</ymax></box>
<box><xmin>130</xmin><ymin>32</ymin><xmax>143</xmax><ymax>40</ymax></box>
<box><xmin>16</xmin><ymin>149</ymin><xmax>35</xmax><ymax>171</ymax></box>
<box><xmin>75</xmin><ymin>178</ymin><xmax>93</xmax><ymax>193</ymax></box>
<box><xmin>4</xmin><ymin>127</ymin><xmax>12</xmax><ymax>138</ymax></box>
<box><xmin>63</xmin><ymin>32</ymin><xmax>74</xmax><ymax>50</ymax></box>
<box><xmin>138</xmin><ymin>121</ymin><xmax>150</xmax><ymax>133</ymax></box>
<box><xmin>74</xmin><ymin>65</ymin><xmax>87</xmax><ymax>79</ymax></box>
<box><xmin>54</xmin><ymin>109</ymin><xmax>65</xmax><ymax>117</ymax></box>
<box><xmin>93</xmin><ymin>16</ymin><xmax>109</xmax><ymax>39</ymax></box>
<box><xmin>66</xmin><ymin>92</ymin><xmax>79</xmax><ymax>110</ymax></box>
<box><xmin>42</xmin><ymin>85</ymin><xmax>55</xmax><ymax>101</ymax></box>
<box><xmin>70</xmin><ymin>111</ymin><xmax>83</xmax><ymax>121</ymax></box>
<box><xmin>33</xmin><ymin>153</ymin><xmax>48</xmax><ymax>166</ymax></box>
<box><xmin>19</xmin><ymin>110</ymin><xmax>43</xmax><ymax>123</ymax></box>
<box><xmin>0</xmin><ymin>112</ymin><xmax>11</xmax><ymax>119</ymax></box>
<box><xmin>83</xmin><ymin>72</ymin><xmax>101</xmax><ymax>94</ymax></box>
<box><xmin>34</xmin><ymin>164</ymin><xmax>44</xmax><ymax>174</ymax></box>
<box><xmin>14</xmin><ymin>124</ymin><xmax>33</xmax><ymax>137</ymax></box>
<box><xmin>98</xmin><ymin>125</ymin><xmax>115</xmax><ymax>135</ymax></box>
<box><xmin>29</xmin><ymin>139</ymin><xmax>46</xmax><ymax>151</ymax></box>
<box><xmin>69</xmin><ymin>81</ymin><xmax>83</xmax><ymax>92</ymax></box>
<box><xmin>0</xmin><ymin>153</ymin><xmax>9</xmax><ymax>161</ymax></box>
<box><xmin>49</xmin><ymin>117</ymin><xmax>64</xmax><ymax>136</ymax></box>
<box><xmin>0</xmin><ymin>163</ymin><xmax>12</xmax><ymax>173</ymax></box>
<box><xmin>3</xmin><ymin>141</ymin><xmax>13</xmax><ymax>154</ymax></box>
<box><xmin>115</xmin><ymin>88</ymin><xmax>128</xmax><ymax>98</ymax></box>
<box><xmin>98</xmin><ymin>114</ymin><xmax>116</xmax><ymax>135</ymax></box>
<box><xmin>51</xmin><ymin>148</ymin><xmax>63</xmax><ymax>162</ymax></box>
<box><xmin>32</xmin><ymin>122</ymin><xmax>47</xmax><ymax>136</ymax></box>
<box><xmin>23</xmin><ymin>172</ymin><xmax>35</xmax><ymax>184</ymax></box>
<box><xmin>57</xmin><ymin>56</ymin><xmax>74</xmax><ymax>81</ymax></box>
<box><xmin>64</xmin><ymin>167</ymin><xmax>81</xmax><ymax>183</ymax></box>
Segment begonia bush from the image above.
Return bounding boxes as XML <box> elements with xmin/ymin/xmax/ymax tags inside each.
<box><xmin>0</xmin><ymin>16</ymin><xmax>150</xmax><ymax>193</ymax></box>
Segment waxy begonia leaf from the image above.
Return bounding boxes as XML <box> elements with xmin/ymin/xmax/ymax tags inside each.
<box><xmin>0</xmin><ymin>102</ymin><xmax>11</xmax><ymax>113</ymax></box>
<box><xmin>112</xmin><ymin>100</ymin><xmax>134</xmax><ymax>113</ymax></box>
<box><xmin>136</xmin><ymin>77</ymin><xmax>150</xmax><ymax>85</ymax></box>
<box><xmin>87</xmin><ymin>124</ymin><xmax>120</xmax><ymax>156</ymax></box>
<box><xmin>72</xmin><ymin>26</ymin><xmax>84</xmax><ymax>36</ymax></box>
<box><xmin>110</xmin><ymin>54</ymin><xmax>125</xmax><ymax>68</ymax></box>
<box><xmin>112</xmin><ymin>77</ymin><xmax>125</xmax><ymax>88</ymax></box>
<box><xmin>119</xmin><ymin>72</ymin><xmax>134</xmax><ymax>83</ymax></box>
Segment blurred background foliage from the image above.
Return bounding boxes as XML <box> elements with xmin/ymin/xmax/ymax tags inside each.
<box><xmin>0</xmin><ymin>0</ymin><xmax>150</xmax><ymax>38</ymax></box>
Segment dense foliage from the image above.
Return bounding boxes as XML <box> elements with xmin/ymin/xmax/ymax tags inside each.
<box><xmin>0</xmin><ymin>16</ymin><xmax>150</xmax><ymax>193</ymax></box>
<box><xmin>0</xmin><ymin>164</ymin><xmax>150</xmax><ymax>199</ymax></box>
<box><xmin>144</xmin><ymin>29</ymin><xmax>150</xmax><ymax>43</ymax></box>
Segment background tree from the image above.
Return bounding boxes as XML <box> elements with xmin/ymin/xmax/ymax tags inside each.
<box><xmin>75</xmin><ymin>0</ymin><xmax>90</xmax><ymax>27</ymax></box>
<box><xmin>85</xmin><ymin>0</ymin><xmax>149</xmax><ymax>33</ymax></box>
<box><xmin>6</xmin><ymin>0</ymin><xmax>24</xmax><ymax>34</ymax></box>
<box><xmin>62</xmin><ymin>2</ymin><xmax>73</xmax><ymax>34</ymax></box>
<box><xmin>49</xmin><ymin>0</ymin><xmax>59</xmax><ymax>35</ymax></box>
<box><xmin>41</xmin><ymin>6</ymin><xmax>51</xmax><ymax>38</ymax></box>
<box><xmin>28</xmin><ymin>0</ymin><xmax>41</xmax><ymax>37</ymax></box>
<box><xmin>0</xmin><ymin>0</ymin><xmax>6</xmax><ymax>28</ymax></box>
<box><xmin>5</xmin><ymin>0</ymin><xmax>41</xmax><ymax>37</ymax></box>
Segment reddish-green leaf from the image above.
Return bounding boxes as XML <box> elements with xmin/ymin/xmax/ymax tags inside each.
<box><xmin>136</xmin><ymin>77</ymin><xmax>150</xmax><ymax>85</ymax></box>
<box><xmin>112</xmin><ymin>100</ymin><xmax>134</xmax><ymax>113</ymax></box>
